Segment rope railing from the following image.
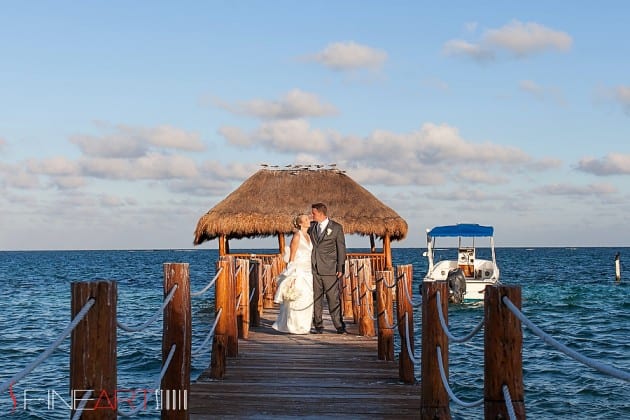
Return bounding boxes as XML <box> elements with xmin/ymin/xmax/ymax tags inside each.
<box><xmin>0</xmin><ymin>298</ymin><xmax>96</xmax><ymax>394</ymax></box>
<box><xmin>400</xmin><ymin>272</ymin><xmax>413</xmax><ymax>305</ymax></box>
<box><xmin>436</xmin><ymin>290</ymin><xmax>484</xmax><ymax>343</ymax></box>
<box><xmin>378</xmin><ymin>272</ymin><xmax>398</xmax><ymax>289</ymax></box>
<box><xmin>117</xmin><ymin>284</ymin><xmax>178</xmax><ymax>332</ymax></box>
<box><xmin>502</xmin><ymin>296</ymin><xmax>630</xmax><ymax>382</ymax></box>
<box><xmin>502</xmin><ymin>384</ymin><xmax>518</xmax><ymax>420</ymax></box>
<box><xmin>249</xmin><ymin>287</ymin><xmax>256</xmax><ymax>304</ymax></box>
<box><xmin>403</xmin><ymin>312</ymin><xmax>420</xmax><ymax>363</ymax></box>
<box><xmin>117</xmin><ymin>344</ymin><xmax>177</xmax><ymax>417</ymax></box>
<box><xmin>191</xmin><ymin>267</ymin><xmax>223</xmax><ymax>297</ymax></box>
<box><xmin>71</xmin><ymin>390</ymin><xmax>93</xmax><ymax>420</ymax></box>
<box><xmin>191</xmin><ymin>308</ymin><xmax>223</xmax><ymax>356</ymax></box>
<box><xmin>436</xmin><ymin>345</ymin><xmax>484</xmax><ymax>408</ymax></box>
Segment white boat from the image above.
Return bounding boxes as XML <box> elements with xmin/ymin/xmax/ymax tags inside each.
<box><xmin>423</xmin><ymin>224</ymin><xmax>500</xmax><ymax>303</ymax></box>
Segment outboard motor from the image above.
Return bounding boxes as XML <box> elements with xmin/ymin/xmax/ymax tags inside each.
<box><xmin>447</xmin><ymin>268</ymin><xmax>466</xmax><ymax>304</ymax></box>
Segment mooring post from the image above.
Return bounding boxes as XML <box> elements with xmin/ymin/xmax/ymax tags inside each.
<box><xmin>485</xmin><ymin>285</ymin><xmax>525</xmax><ymax>419</ymax></box>
<box><xmin>210</xmin><ymin>259</ymin><xmax>231</xmax><ymax>379</ymax></box>
<box><xmin>376</xmin><ymin>270</ymin><xmax>395</xmax><ymax>360</ymax></box>
<box><xmin>349</xmin><ymin>260</ymin><xmax>360</xmax><ymax>324</ymax></box>
<box><xmin>262</xmin><ymin>263</ymin><xmax>275</xmax><ymax>309</ymax></box>
<box><xmin>70</xmin><ymin>280</ymin><xmax>117</xmax><ymax>419</ymax></box>
<box><xmin>224</xmin><ymin>256</ymin><xmax>238</xmax><ymax>357</ymax></box>
<box><xmin>421</xmin><ymin>280</ymin><xmax>450</xmax><ymax>419</ymax></box>
<box><xmin>358</xmin><ymin>259</ymin><xmax>376</xmax><ymax>336</ymax></box>
<box><xmin>615</xmin><ymin>252</ymin><xmax>621</xmax><ymax>282</ymax></box>
<box><xmin>396</xmin><ymin>265</ymin><xmax>415</xmax><ymax>384</ymax></box>
<box><xmin>249</xmin><ymin>258</ymin><xmax>262</xmax><ymax>327</ymax></box>
<box><xmin>236</xmin><ymin>259</ymin><xmax>250</xmax><ymax>339</ymax></box>
<box><xmin>161</xmin><ymin>263</ymin><xmax>191</xmax><ymax>419</ymax></box>
<box><xmin>342</xmin><ymin>260</ymin><xmax>353</xmax><ymax>319</ymax></box>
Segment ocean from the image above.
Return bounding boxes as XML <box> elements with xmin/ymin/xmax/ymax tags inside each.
<box><xmin>0</xmin><ymin>248</ymin><xmax>628</xmax><ymax>419</ymax></box>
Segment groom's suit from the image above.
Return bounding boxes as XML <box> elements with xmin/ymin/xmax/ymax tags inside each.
<box><xmin>310</xmin><ymin>219</ymin><xmax>346</xmax><ymax>331</ymax></box>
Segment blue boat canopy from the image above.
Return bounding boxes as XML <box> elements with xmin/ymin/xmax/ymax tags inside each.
<box><xmin>428</xmin><ymin>224</ymin><xmax>494</xmax><ymax>238</ymax></box>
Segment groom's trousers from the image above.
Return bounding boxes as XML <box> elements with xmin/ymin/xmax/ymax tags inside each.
<box><xmin>312</xmin><ymin>273</ymin><xmax>344</xmax><ymax>330</ymax></box>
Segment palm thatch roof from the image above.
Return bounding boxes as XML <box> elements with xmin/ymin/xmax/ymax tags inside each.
<box><xmin>193</xmin><ymin>167</ymin><xmax>408</xmax><ymax>245</ymax></box>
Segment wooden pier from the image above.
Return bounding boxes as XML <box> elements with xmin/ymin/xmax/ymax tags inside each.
<box><xmin>189</xmin><ymin>307</ymin><xmax>421</xmax><ymax>418</ymax></box>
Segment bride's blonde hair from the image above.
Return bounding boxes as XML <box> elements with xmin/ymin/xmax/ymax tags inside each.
<box><xmin>292</xmin><ymin>214</ymin><xmax>308</xmax><ymax>230</ymax></box>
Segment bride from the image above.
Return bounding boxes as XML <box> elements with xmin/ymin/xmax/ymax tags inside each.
<box><xmin>273</xmin><ymin>214</ymin><xmax>314</xmax><ymax>334</ymax></box>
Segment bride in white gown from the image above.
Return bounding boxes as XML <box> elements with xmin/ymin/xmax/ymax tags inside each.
<box><xmin>273</xmin><ymin>214</ymin><xmax>314</xmax><ymax>334</ymax></box>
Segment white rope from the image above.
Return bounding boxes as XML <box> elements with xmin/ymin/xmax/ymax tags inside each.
<box><xmin>0</xmin><ymin>298</ymin><xmax>95</xmax><ymax>393</ymax></box>
<box><xmin>235</xmin><ymin>293</ymin><xmax>242</xmax><ymax>310</ymax></box>
<box><xmin>249</xmin><ymin>287</ymin><xmax>256</xmax><ymax>304</ymax></box>
<box><xmin>436</xmin><ymin>345</ymin><xmax>484</xmax><ymax>408</ymax></box>
<box><xmin>361</xmin><ymin>275</ymin><xmax>376</xmax><ymax>292</ymax></box>
<box><xmin>403</xmin><ymin>312</ymin><xmax>420</xmax><ymax>363</ymax></box>
<box><xmin>117</xmin><ymin>285</ymin><xmax>178</xmax><ymax>332</ymax></box>
<box><xmin>436</xmin><ymin>290</ymin><xmax>484</xmax><ymax>343</ymax></box>
<box><xmin>401</xmin><ymin>272</ymin><xmax>413</xmax><ymax>305</ymax></box>
<box><xmin>378</xmin><ymin>308</ymin><xmax>399</xmax><ymax>330</ymax></box>
<box><xmin>379</xmin><ymin>273</ymin><xmax>397</xmax><ymax>289</ymax></box>
<box><xmin>502</xmin><ymin>384</ymin><xmax>518</xmax><ymax>420</ymax></box>
<box><xmin>191</xmin><ymin>267</ymin><xmax>223</xmax><ymax>297</ymax></box>
<box><xmin>191</xmin><ymin>308</ymin><xmax>223</xmax><ymax>356</ymax></box>
<box><xmin>503</xmin><ymin>296</ymin><xmax>630</xmax><ymax>382</ymax></box>
<box><xmin>118</xmin><ymin>344</ymin><xmax>177</xmax><ymax>417</ymax></box>
<box><xmin>71</xmin><ymin>390</ymin><xmax>93</xmax><ymax>420</ymax></box>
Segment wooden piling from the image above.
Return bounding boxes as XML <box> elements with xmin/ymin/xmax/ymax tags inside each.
<box><xmin>420</xmin><ymin>280</ymin><xmax>450</xmax><ymax>419</ymax></box>
<box><xmin>161</xmin><ymin>263</ymin><xmax>191</xmax><ymax>419</ymax></box>
<box><xmin>224</xmin><ymin>257</ymin><xmax>238</xmax><ymax>357</ymax></box>
<box><xmin>249</xmin><ymin>259</ymin><xmax>262</xmax><ymax>327</ymax></box>
<box><xmin>342</xmin><ymin>260</ymin><xmax>353</xmax><ymax>319</ymax></box>
<box><xmin>485</xmin><ymin>285</ymin><xmax>525</xmax><ymax>419</ymax></box>
<box><xmin>70</xmin><ymin>280</ymin><xmax>117</xmax><ymax>419</ymax></box>
<box><xmin>358</xmin><ymin>259</ymin><xmax>375</xmax><ymax>336</ymax></box>
<box><xmin>350</xmin><ymin>260</ymin><xmax>360</xmax><ymax>324</ymax></box>
<box><xmin>236</xmin><ymin>259</ymin><xmax>250</xmax><ymax>339</ymax></box>
<box><xmin>396</xmin><ymin>265</ymin><xmax>415</xmax><ymax>384</ymax></box>
<box><xmin>262</xmin><ymin>263</ymin><xmax>275</xmax><ymax>309</ymax></box>
<box><xmin>210</xmin><ymin>259</ymin><xmax>231</xmax><ymax>379</ymax></box>
<box><xmin>615</xmin><ymin>252</ymin><xmax>621</xmax><ymax>282</ymax></box>
<box><xmin>376</xmin><ymin>270</ymin><xmax>394</xmax><ymax>361</ymax></box>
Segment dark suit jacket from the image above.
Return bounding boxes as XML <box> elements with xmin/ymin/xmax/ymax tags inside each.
<box><xmin>310</xmin><ymin>219</ymin><xmax>347</xmax><ymax>276</ymax></box>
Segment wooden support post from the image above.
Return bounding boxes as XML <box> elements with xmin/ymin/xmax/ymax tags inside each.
<box><xmin>370</xmin><ymin>234</ymin><xmax>376</xmax><ymax>253</ymax></box>
<box><xmin>485</xmin><ymin>285</ymin><xmax>525</xmax><ymax>419</ymax></box>
<box><xmin>278</xmin><ymin>232</ymin><xmax>285</xmax><ymax>255</ymax></box>
<box><xmin>161</xmin><ymin>263</ymin><xmax>191</xmax><ymax>419</ymax></box>
<box><xmin>224</xmin><ymin>256</ymin><xmax>238</xmax><ymax>357</ymax></box>
<box><xmin>210</xmin><ymin>259</ymin><xmax>231</xmax><ymax>379</ymax></box>
<box><xmin>70</xmin><ymin>280</ymin><xmax>117</xmax><ymax>419</ymax></box>
<box><xmin>249</xmin><ymin>259</ymin><xmax>262</xmax><ymax>327</ymax></box>
<box><xmin>376</xmin><ymin>270</ymin><xmax>394</xmax><ymax>361</ymax></box>
<box><xmin>263</xmin><ymin>263</ymin><xmax>275</xmax><ymax>309</ymax></box>
<box><xmin>421</xmin><ymin>280</ymin><xmax>450</xmax><ymax>419</ymax></box>
<box><xmin>218</xmin><ymin>235</ymin><xmax>226</xmax><ymax>256</ymax></box>
<box><xmin>341</xmin><ymin>260</ymin><xmax>353</xmax><ymax>320</ymax></box>
<box><xmin>396</xmin><ymin>265</ymin><xmax>415</xmax><ymax>384</ymax></box>
<box><xmin>350</xmin><ymin>260</ymin><xmax>360</xmax><ymax>324</ymax></box>
<box><xmin>383</xmin><ymin>234</ymin><xmax>392</xmax><ymax>270</ymax></box>
<box><xmin>358</xmin><ymin>259</ymin><xmax>375</xmax><ymax>336</ymax></box>
<box><xmin>236</xmin><ymin>259</ymin><xmax>250</xmax><ymax>339</ymax></box>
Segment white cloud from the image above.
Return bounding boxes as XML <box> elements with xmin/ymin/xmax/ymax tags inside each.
<box><xmin>535</xmin><ymin>182</ymin><xmax>617</xmax><ymax>197</ymax></box>
<box><xmin>215</xmin><ymin>89</ymin><xmax>337</xmax><ymax>119</ymax></box>
<box><xmin>50</xmin><ymin>176</ymin><xmax>86</xmax><ymax>190</ymax></box>
<box><xmin>306</xmin><ymin>41</ymin><xmax>388</xmax><ymax>71</ymax></box>
<box><xmin>444</xmin><ymin>20</ymin><xmax>572</xmax><ymax>62</ymax></box>
<box><xmin>614</xmin><ymin>85</ymin><xmax>630</xmax><ymax>115</ymax></box>
<box><xmin>519</xmin><ymin>80</ymin><xmax>566</xmax><ymax>105</ymax></box>
<box><xmin>71</xmin><ymin>123</ymin><xmax>204</xmax><ymax>158</ymax></box>
<box><xmin>80</xmin><ymin>153</ymin><xmax>199</xmax><ymax>180</ymax></box>
<box><xmin>576</xmin><ymin>153</ymin><xmax>630</xmax><ymax>176</ymax></box>
<box><xmin>26</xmin><ymin>156</ymin><xmax>80</xmax><ymax>176</ymax></box>
<box><xmin>455</xmin><ymin>169</ymin><xmax>508</xmax><ymax>185</ymax></box>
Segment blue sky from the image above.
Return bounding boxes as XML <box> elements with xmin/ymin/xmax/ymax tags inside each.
<box><xmin>1</xmin><ymin>1</ymin><xmax>629</xmax><ymax>250</ymax></box>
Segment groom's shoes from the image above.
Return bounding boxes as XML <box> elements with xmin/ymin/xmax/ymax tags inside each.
<box><xmin>336</xmin><ymin>327</ymin><xmax>348</xmax><ymax>334</ymax></box>
<box><xmin>313</xmin><ymin>327</ymin><xmax>324</xmax><ymax>334</ymax></box>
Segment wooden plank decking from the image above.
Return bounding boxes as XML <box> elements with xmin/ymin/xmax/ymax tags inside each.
<box><xmin>189</xmin><ymin>308</ymin><xmax>421</xmax><ymax>419</ymax></box>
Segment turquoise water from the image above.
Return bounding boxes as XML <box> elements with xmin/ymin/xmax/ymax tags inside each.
<box><xmin>0</xmin><ymin>248</ymin><xmax>628</xmax><ymax>419</ymax></box>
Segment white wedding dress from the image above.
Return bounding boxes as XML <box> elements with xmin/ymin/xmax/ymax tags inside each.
<box><xmin>272</xmin><ymin>231</ymin><xmax>314</xmax><ymax>334</ymax></box>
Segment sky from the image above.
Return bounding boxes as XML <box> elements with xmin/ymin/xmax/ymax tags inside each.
<box><xmin>1</xmin><ymin>1</ymin><xmax>629</xmax><ymax>250</ymax></box>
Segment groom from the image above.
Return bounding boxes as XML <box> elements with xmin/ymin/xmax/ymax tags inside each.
<box><xmin>310</xmin><ymin>202</ymin><xmax>347</xmax><ymax>334</ymax></box>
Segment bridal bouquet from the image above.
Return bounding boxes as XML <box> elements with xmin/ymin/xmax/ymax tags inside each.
<box><xmin>283</xmin><ymin>278</ymin><xmax>301</xmax><ymax>302</ymax></box>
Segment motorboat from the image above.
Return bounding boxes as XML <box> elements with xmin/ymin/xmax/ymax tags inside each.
<box><xmin>423</xmin><ymin>224</ymin><xmax>500</xmax><ymax>303</ymax></box>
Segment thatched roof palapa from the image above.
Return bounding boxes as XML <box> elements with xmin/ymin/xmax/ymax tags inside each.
<box><xmin>193</xmin><ymin>168</ymin><xmax>408</xmax><ymax>245</ymax></box>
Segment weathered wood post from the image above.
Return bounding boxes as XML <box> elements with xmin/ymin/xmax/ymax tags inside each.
<box><xmin>349</xmin><ymin>260</ymin><xmax>360</xmax><ymax>324</ymax></box>
<box><xmin>485</xmin><ymin>285</ymin><xmax>525</xmax><ymax>419</ymax></box>
<box><xmin>358</xmin><ymin>259</ymin><xmax>375</xmax><ymax>336</ymax></box>
<box><xmin>161</xmin><ymin>263</ymin><xmax>191</xmax><ymax>419</ymax></box>
<box><xmin>235</xmin><ymin>259</ymin><xmax>250</xmax><ymax>339</ymax></box>
<box><xmin>396</xmin><ymin>265</ymin><xmax>415</xmax><ymax>384</ymax></box>
<box><xmin>249</xmin><ymin>258</ymin><xmax>262</xmax><ymax>327</ymax></box>
<box><xmin>421</xmin><ymin>280</ymin><xmax>450</xmax><ymax>419</ymax></box>
<box><xmin>376</xmin><ymin>270</ymin><xmax>394</xmax><ymax>361</ymax></box>
<box><xmin>341</xmin><ymin>260</ymin><xmax>353</xmax><ymax>320</ymax></box>
<box><xmin>225</xmin><ymin>256</ymin><xmax>238</xmax><ymax>357</ymax></box>
<box><xmin>262</xmin><ymin>263</ymin><xmax>275</xmax><ymax>309</ymax></box>
<box><xmin>70</xmin><ymin>281</ymin><xmax>117</xmax><ymax>419</ymax></box>
<box><xmin>210</xmin><ymin>259</ymin><xmax>231</xmax><ymax>379</ymax></box>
